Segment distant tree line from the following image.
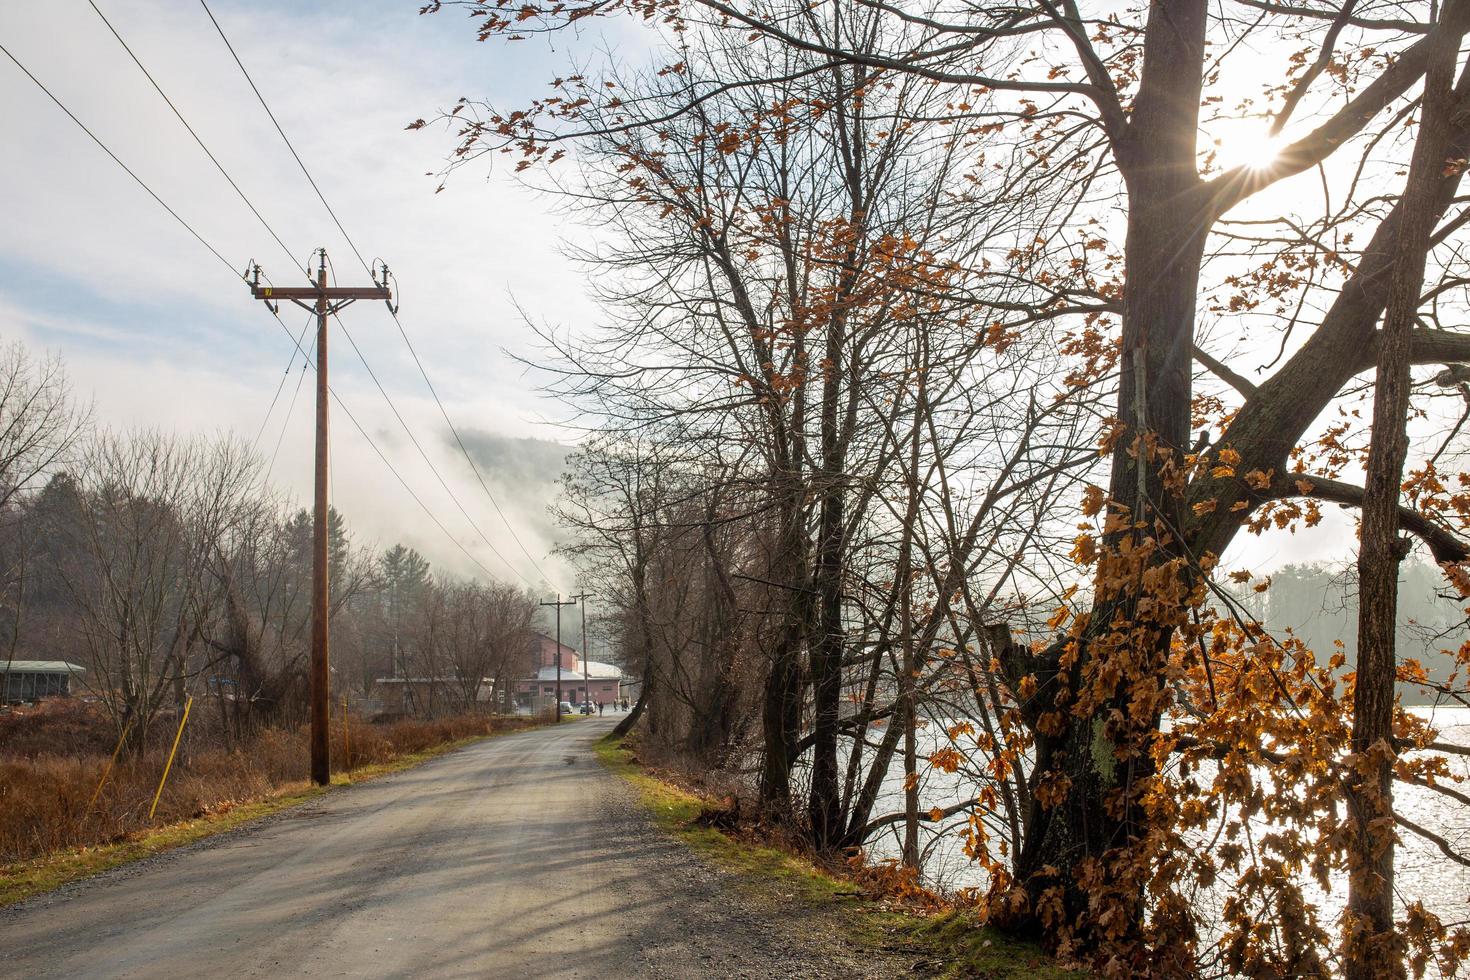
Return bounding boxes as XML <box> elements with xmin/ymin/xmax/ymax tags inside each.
<box><xmin>0</xmin><ymin>339</ymin><xmax>539</xmax><ymax>751</ymax></box>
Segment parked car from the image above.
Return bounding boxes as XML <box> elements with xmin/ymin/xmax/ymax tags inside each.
<box><xmin>579</xmin><ymin>702</ymin><xmax>595</xmax><ymax>715</ymax></box>
<box><xmin>558</xmin><ymin>701</ymin><xmax>574</xmax><ymax>715</ymax></box>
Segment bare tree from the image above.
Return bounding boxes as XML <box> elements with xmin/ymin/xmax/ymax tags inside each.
<box><xmin>57</xmin><ymin>431</ymin><xmax>256</xmax><ymax>750</ymax></box>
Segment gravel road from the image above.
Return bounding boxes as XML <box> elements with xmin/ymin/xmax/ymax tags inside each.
<box><xmin>0</xmin><ymin>718</ymin><xmax>911</xmax><ymax>978</ymax></box>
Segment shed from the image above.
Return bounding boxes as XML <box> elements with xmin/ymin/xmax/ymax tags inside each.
<box><xmin>0</xmin><ymin>660</ymin><xmax>87</xmax><ymax>704</ymax></box>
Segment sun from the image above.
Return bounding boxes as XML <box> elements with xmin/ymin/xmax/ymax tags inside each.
<box><xmin>1208</xmin><ymin>122</ymin><xmax>1288</xmax><ymax>173</ymax></box>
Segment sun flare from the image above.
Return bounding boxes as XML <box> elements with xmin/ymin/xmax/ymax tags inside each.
<box><xmin>1210</xmin><ymin>126</ymin><xmax>1288</xmax><ymax>173</ymax></box>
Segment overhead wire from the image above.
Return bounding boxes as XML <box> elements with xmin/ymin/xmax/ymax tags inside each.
<box><xmin>0</xmin><ymin>36</ymin><xmax>504</xmax><ymax>583</ymax></box>
<box><xmin>320</xmin><ymin>255</ymin><xmax>534</xmax><ymax>586</ymax></box>
<box><xmin>266</xmin><ymin>344</ymin><xmax>309</xmax><ymax>481</ymax></box>
<box><xmin>86</xmin><ymin>0</ymin><xmax>299</xmax><ymax>272</ymax></box>
<box><xmin>82</xmin><ymin>0</ymin><xmax>330</xmax><ymax>462</ymax></box>
<box><xmin>253</xmin><ymin>310</ymin><xmax>315</xmax><ymax>454</ymax></box>
<box><xmin>0</xmin><ymin>40</ymin><xmax>235</xmax><ymax>276</ymax></box>
<box><xmin>198</xmin><ymin>0</ymin><xmax>370</xmax><ymax>274</ymax></box>
<box><xmin>253</xmin><ymin>253</ymin><xmax>536</xmax><ymax>586</ymax></box>
<box><xmin>198</xmin><ymin>0</ymin><xmax>564</xmax><ymax>590</ymax></box>
<box><xmin>392</xmin><ymin>314</ymin><xmax>565</xmax><ymax>590</ymax></box>
<box><xmin>81</xmin><ymin>2</ymin><xmax>532</xmax><ymax>585</ymax></box>
<box><xmin>260</xmin><ymin>316</ymin><xmax>505</xmax><ymax>581</ymax></box>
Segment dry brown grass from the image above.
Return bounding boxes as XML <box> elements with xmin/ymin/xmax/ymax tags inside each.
<box><xmin>0</xmin><ymin>699</ymin><xmax>536</xmax><ymax>864</ymax></box>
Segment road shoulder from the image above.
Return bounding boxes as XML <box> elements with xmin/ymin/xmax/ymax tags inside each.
<box><xmin>595</xmin><ymin>733</ymin><xmax>1081</xmax><ymax>979</ymax></box>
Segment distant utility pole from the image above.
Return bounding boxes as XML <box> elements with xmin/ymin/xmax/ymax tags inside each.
<box><xmin>539</xmin><ymin>594</ymin><xmax>578</xmax><ymax>723</ymax></box>
<box><xmin>574</xmin><ymin>592</ymin><xmax>593</xmax><ymax>712</ymax></box>
<box><xmin>248</xmin><ymin>249</ymin><xmax>391</xmax><ymax>786</ymax></box>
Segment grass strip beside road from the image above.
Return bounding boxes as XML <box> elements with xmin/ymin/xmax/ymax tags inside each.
<box><xmin>594</xmin><ymin>734</ymin><xmax>1081</xmax><ymax>980</ymax></box>
<box><xmin>0</xmin><ymin>725</ymin><xmax>534</xmax><ymax>908</ymax></box>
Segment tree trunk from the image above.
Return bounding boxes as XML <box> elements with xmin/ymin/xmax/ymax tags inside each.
<box><xmin>900</xmin><ymin>592</ymin><xmax>919</xmax><ymax>869</ymax></box>
<box><xmin>760</xmin><ymin>477</ymin><xmax>809</xmax><ymax>815</ymax></box>
<box><xmin>613</xmin><ymin>658</ymin><xmax>650</xmax><ymax>738</ymax></box>
<box><xmin>692</xmin><ymin>491</ymin><xmax>740</xmax><ymax>762</ymax></box>
<box><xmin>1009</xmin><ymin>0</ymin><xmax>1210</xmax><ymax>939</ymax></box>
<box><xmin>1345</xmin><ymin>41</ymin><xmax>1456</xmax><ymax>980</ymax></box>
<box><xmin>898</xmin><ymin>372</ymin><xmax>926</xmax><ymax>868</ymax></box>
<box><xmin>807</xmin><ymin>325</ymin><xmax>848</xmax><ymax>848</ymax></box>
<box><xmin>760</xmin><ymin>616</ymin><xmax>804</xmax><ymax>812</ymax></box>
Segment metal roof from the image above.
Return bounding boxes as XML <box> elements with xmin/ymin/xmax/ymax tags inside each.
<box><xmin>0</xmin><ymin>661</ymin><xmax>86</xmax><ymax>674</ymax></box>
<box><xmin>533</xmin><ymin>660</ymin><xmax>621</xmax><ymax>681</ymax></box>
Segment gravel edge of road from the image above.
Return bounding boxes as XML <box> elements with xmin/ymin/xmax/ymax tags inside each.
<box><xmin>592</xmin><ymin>735</ymin><xmax>939</xmax><ymax>978</ymax></box>
<box><xmin>0</xmin><ymin>785</ymin><xmax>331</xmax><ymax>918</ymax></box>
<box><xmin>593</xmin><ymin>734</ymin><xmax>1083</xmax><ymax>980</ymax></box>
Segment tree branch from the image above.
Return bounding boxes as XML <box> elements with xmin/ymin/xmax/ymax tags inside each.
<box><xmin>1230</xmin><ymin>0</ymin><xmax>1431</xmax><ymax>34</ymax></box>
<box><xmin>858</xmin><ymin>794</ymin><xmax>981</xmax><ymax>839</ymax></box>
<box><xmin>1269</xmin><ymin>0</ymin><xmax>1359</xmax><ymax>135</ymax></box>
<box><xmin>690</xmin><ymin>0</ymin><xmax>1113</xmax><ymax>101</ymax></box>
<box><xmin>1396</xmin><ymin>812</ymin><xmax>1470</xmax><ymax>868</ymax></box>
<box><xmin>1258</xmin><ymin>471</ymin><xmax>1470</xmax><ymax>563</ymax></box>
<box><xmin>1350</xmin><ymin>328</ymin><xmax>1470</xmax><ymax>373</ymax></box>
<box><xmin>1194</xmin><ymin>344</ymin><xmax>1259</xmax><ymax>398</ymax></box>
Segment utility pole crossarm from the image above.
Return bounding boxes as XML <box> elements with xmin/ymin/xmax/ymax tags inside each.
<box><xmin>250</xmin><ymin>285</ymin><xmax>391</xmax><ymax>301</ymax></box>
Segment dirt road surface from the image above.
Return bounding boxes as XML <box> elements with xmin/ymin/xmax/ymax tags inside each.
<box><xmin>0</xmin><ymin>718</ymin><xmax>903</xmax><ymax>978</ymax></box>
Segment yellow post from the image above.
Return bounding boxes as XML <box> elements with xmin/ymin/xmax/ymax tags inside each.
<box><xmin>89</xmin><ymin>716</ymin><xmax>133</xmax><ymax>810</ymax></box>
<box><xmin>148</xmin><ymin>696</ymin><xmax>193</xmax><ymax>822</ymax></box>
<box><xmin>342</xmin><ymin>696</ymin><xmax>350</xmax><ymax>773</ymax></box>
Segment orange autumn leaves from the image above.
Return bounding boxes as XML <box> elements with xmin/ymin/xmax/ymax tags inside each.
<box><xmin>921</xmin><ymin>446</ymin><xmax>1470</xmax><ymax>973</ymax></box>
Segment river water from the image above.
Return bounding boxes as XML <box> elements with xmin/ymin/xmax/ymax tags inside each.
<box><xmin>856</xmin><ymin>706</ymin><xmax>1470</xmax><ymax>962</ymax></box>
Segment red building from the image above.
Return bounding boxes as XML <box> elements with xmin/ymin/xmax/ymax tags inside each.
<box><xmin>514</xmin><ymin>632</ymin><xmax>622</xmax><ymax>708</ymax></box>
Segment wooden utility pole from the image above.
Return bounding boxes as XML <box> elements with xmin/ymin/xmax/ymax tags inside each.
<box><xmin>539</xmin><ymin>595</ymin><xmax>577</xmax><ymax>723</ymax></box>
<box><xmin>574</xmin><ymin>592</ymin><xmax>593</xmax><ymax>710</ymax></box>
<box><xmin>248</xmin><ymin>249</ymin><xmax>390</xmax><ymax>785</ymax></box>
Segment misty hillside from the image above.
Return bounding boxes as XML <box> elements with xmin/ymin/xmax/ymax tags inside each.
<box><xmin>1233</xmin><ymin>562</ymin><xmax>1468</xmax><ymax>705</ymax></box>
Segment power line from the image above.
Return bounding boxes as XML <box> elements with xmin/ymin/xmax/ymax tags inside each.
<box><xmin>258</xmin><ymin>305</ymin><xmax>506</xmax><ymax>582</ymax></box>
<box><xmin>388</xmin><ymin>307</ymin><xmax>564</xmax><ymax>590</ymax></box>
<box><xmin>253</xmin><ymin>310</ymin><xmax>315</xmax><ymax>454</ymax></box>
<box><xmin>197</xmin><ymin>1</ymin><xmax>563</xmax><ymax>589</ymax></box>
<box><xmin>334</xmin><ymin>309</ymin><xmax>534</xmax><ymax>588</ymax></box>
<box><xmin>253</xmin><ymin>259</ymin><xmax>535</xmax><ymax>583</ymax></box>
<box><xmin>79</xmin><ymin>3</ymin><xmax>531</xmax><ymax>586</ymax></box>
<box><xmin>315</xmin><ymin>255</ymin><xmax>534</xmax><ymax>586</ymax></box>
<box><xmin>87</xmin><ymin>0</ymin><xmax>299</xmax><ymax>272</ymax></box>
<box><xmin>198</xmin><ymin>0</ymin><xmax>370</xmax><ymax>274</ymax></box>
<box><xmin>84</xmin><ymin>1</ymin><xmax>368</xmax><ymax>577</ymax></box>
<box><xmin>83</xmin><ymin>0</ymin><xmax>339</xmax><ymax>481</ymax></box>
<box><xmin>0</xmin><ymin>29</ymin><xmax>303</xmax><ymax>452</ymax></box>
<box><xmin>336</xmin><ymin>388</ymin><xmax>505</xmax><ymax>581</ymax></box>
<box><xmin>0</xmin><ymin>39</ymin><xmax>235</xmax><ymax>276</ymax></box>
<box><xmin>2</xmin><ymin>37</ymin><xmax>509</xmax><ymax>585</ymax></box>
<box><xmin>266</xmin><ymin>346</ymin><xmax>309</xmax><ymax>482</ymax></box>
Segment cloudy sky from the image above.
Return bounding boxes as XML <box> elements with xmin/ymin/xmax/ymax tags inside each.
<box><xmin>0</xmin><ymin>0</ymin><xmax>619</xmax><ymax>590</ymax></box>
